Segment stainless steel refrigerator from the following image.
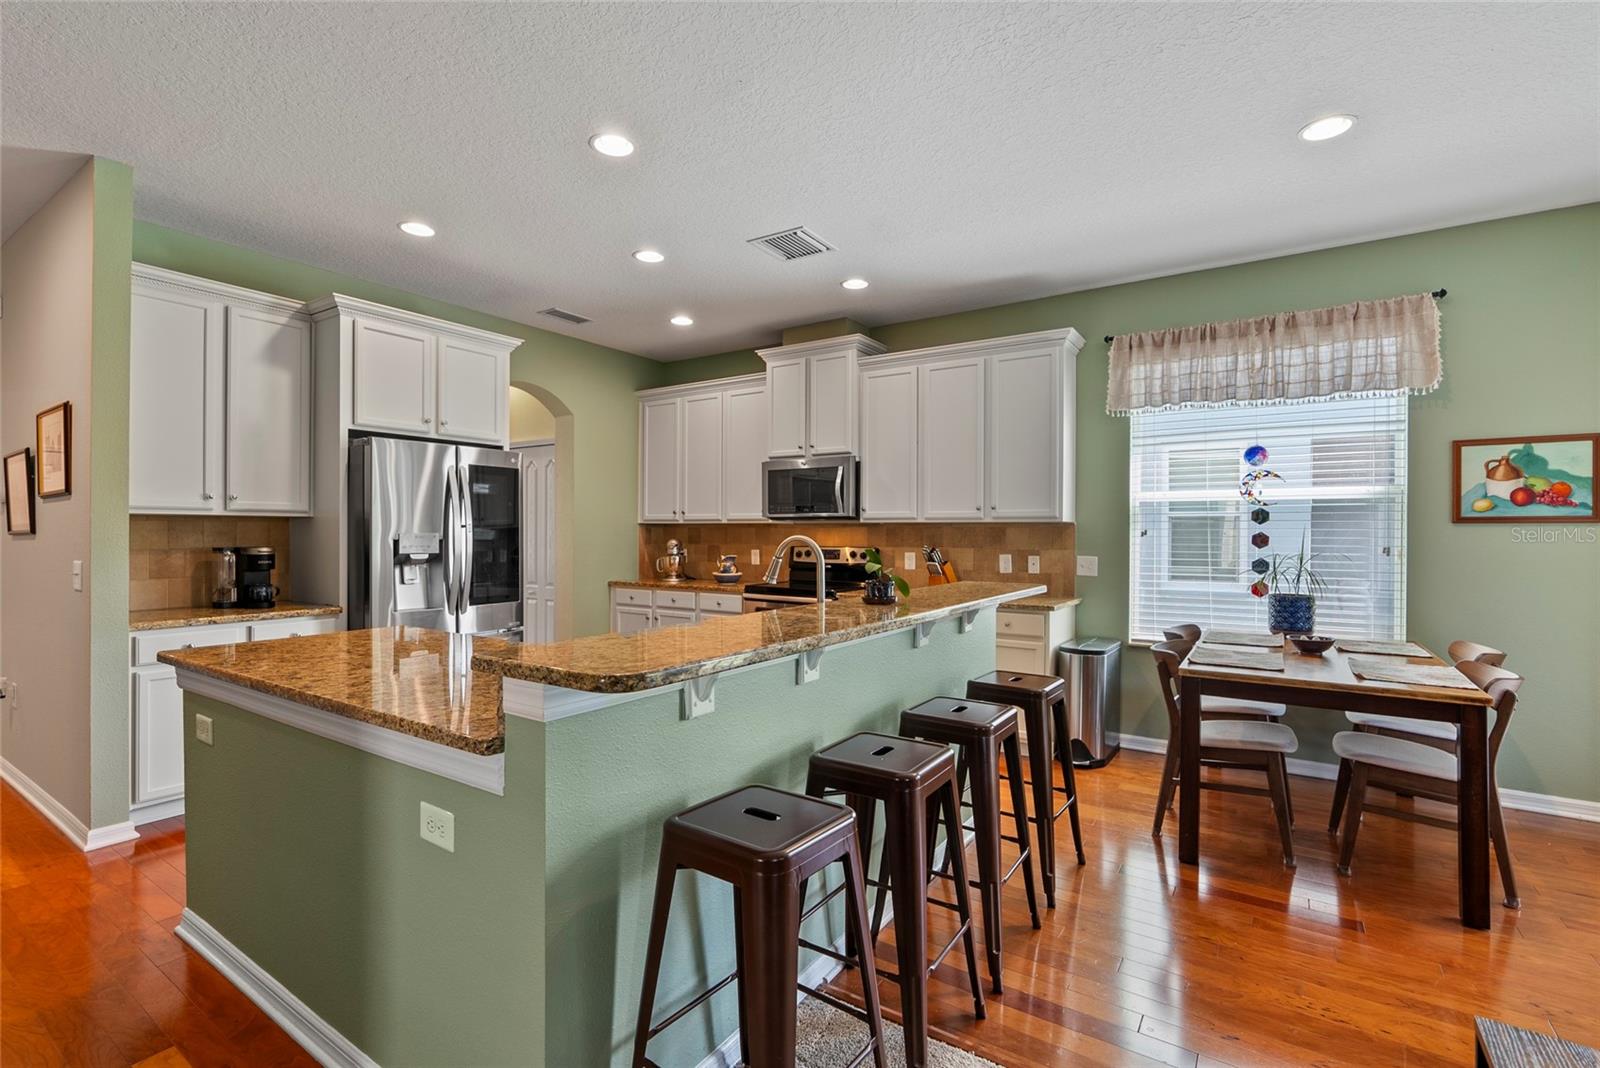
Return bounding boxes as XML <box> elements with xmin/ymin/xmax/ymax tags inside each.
<box><xmin>349</xmin><ymin>435</ymin><xmax>521</xmax><ymax>636</ymax></box>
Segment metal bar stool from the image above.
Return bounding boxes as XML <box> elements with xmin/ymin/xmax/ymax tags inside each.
<box><xmin>899</xmin><ymin>697</ymin><xmax>1040</xmax><ymax>995</ymax></box>
<box><xmin>967</xmin><ymin>671</ymin><xmax>1087</xmax><ymax>908</ymax></box>
<box><xmin>807</xmin><ymin>733</ymin><xmax>985</xmax><ymax>1068</ymax></box>
<box><xmin>632</xmin><ymin>785</ymin><xmax>887</xmax><ymax>1068</ymax></box>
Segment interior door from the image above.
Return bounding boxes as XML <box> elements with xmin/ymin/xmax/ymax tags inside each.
<box><xmin>457</xmin><ymin>446</ymin><xmax>521</xmax><ymax>635</ymax></box>
<box><xmin>920</xmin><ymin>357</ymin><xmax>987</xmax><ymax>520</ymax></box>
<box><xmin>129</xmin><ymin>287</ymin><xmax>223</xmax><ymax>512</ymax></box>
<box><xmin>519</xmin><ymin>444</ymin><xmax>557</xmax><ymax>644</ymax></box>
<box><xmin>224</xmin><ymin>306</ymin><xmax>311</xmax><ymax>513</ymax></box>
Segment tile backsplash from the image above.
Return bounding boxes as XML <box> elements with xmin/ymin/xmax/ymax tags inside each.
<box><xmin>637</xmin><ymin>522</ymin><xmax>1075</xmax><ymax>595</ymax></box>
<box><xmin>129</xmin><ymin>516</ymin><xmax>293</xmax><ymax>611</ymax></box>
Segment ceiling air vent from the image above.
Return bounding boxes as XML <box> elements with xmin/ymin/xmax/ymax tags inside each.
<box><xmin>748</xmin><ymin>227</ymin><xmax>835</xmax><ymax>261</ymax></box>
<box><xmin>538</xmin><ymin>307</ymin><xmax>591</xmax><ymax>325</ymax></box>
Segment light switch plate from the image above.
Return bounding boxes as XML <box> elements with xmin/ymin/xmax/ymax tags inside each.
<box><xmin>1077</xmin><ymin>555</ymin><xmax>1099</xmax><ymax>577</ymax></box>
<box><xmin>998</xmin><ymin>554</ymin><xmax>1013</xmax><ymax>574</ymax></box>
<box><xmin>1027</xmin><ymin>555</ymin><xmax>1041</xmax><ymax>574</ymax></box>
<box><xmin>904</xmin><ymin>551</ymin><xmax>917</xmax><ymax>571</ymax></box>
<box><xmin>420</xmin><ymin>802</ymin><xmax>455</xmax><ymax>852</ymax></box>
<box><xmin>72</xmin><ymin>560</ymin><xmax>83</xmax><ymax>592</ymax></box>
<box><xmin>750</xmin><ymin>548</ymin><xmax>761</xmax><ymax>565</ymax></box>
<box><xmin>195</xmin><ymin>714</ymin><xmax>214</xmax><ymax>746</ymax></box>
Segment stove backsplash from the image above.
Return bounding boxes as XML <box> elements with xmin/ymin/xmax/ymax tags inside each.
<box><xmin>637</xmin><ymin>522</ymin><xmax>1075</xmax><ymax>596</ymax></box>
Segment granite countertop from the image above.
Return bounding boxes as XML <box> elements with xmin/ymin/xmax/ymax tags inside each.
<box><xmin>1003</xmin><ymin>593</ymin><xmax>1083</xmax><ymax>613</ymax></box>
<box><xmin>130</xmin><ymin>602</ymin><xmax>342</xmax><ymax>632</ymax></box>
<box><xmin>159</xmin><ymin>627</ymin><xmax>503</xmax><ymax>755</ymax></box>
<box><xmin>474</xmin><ymin>580</ymin><xmax>1046</xmax><ymax>693</ymax></box>
<box><xmin>609</xmin><ymin>578</ymin><xmax>748</xmax><ymax>593</ymax></box>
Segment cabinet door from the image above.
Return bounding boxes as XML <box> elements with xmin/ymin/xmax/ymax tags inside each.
<box><xmin>224</xmin><ymin>306</ymin><xmax>312</xmax><ymax>513</ymax></box>
<box><xmin>807</xmin><ymin>349</ymin><xmax>857</xmax><ymax>454</ymax></box>
<box><xmin>638</xmin><ymin>397</ymin><xmax>682</xmax><ymax>521</ymax></box>
<box><xmin>722</xmin><ymin>384</ymin><xmax>768</xmax><ymax>520</ymax></box>
<box><xmin>988</xmin><ymin>348</ymin><xmax>1061</xmax><ymax>519</ymax></box>
<box><xmin>129</xmin><ymin>288</ymin><xmax>223</xmax><ymax>512</ymax></box>
<box><xmin>995</xmin><ymin>637</ymin><xmax>1047</xmax><ymax>677</ymax></box>
<box><xmin>132</xmin><ymin>667</ymin><xmax>185</xmax><ymax>805</ymax></box>
<box><xmin>652</xmin><ymin>607</ymin><xmax>698</xmax><ymax>629</ymax></box>
<box><xmin>859</xmin><ymin>365</ymin><xmax>919</xmax><ymax>520</ymax></box>
<box><xmin>919</xmin><ymin>357</ymin><xmax>987</xmax><ymax>520</ymax></box>
<box><xmin>352</xmin><ymin>318</ymin><xmax>435</xmax><ymax>434</ymax></box>
<box><xmin>680</xmin><ymin>391</ymin><xmax>725</xmax><ymax>521</ymax></box>
<box><xmin>766</xmin><ymin>356</ymin><xmax>808</xmax><ymax>457</ymax></box>
<box><xmin>437</xmin><ymin>338</ymin><xmax>506</xmax><ymax>444</ymax></box>
<box><xmin>612</xmin><ymin>604</ymin><xmax>653</xmax><ymax>635</ymax></box>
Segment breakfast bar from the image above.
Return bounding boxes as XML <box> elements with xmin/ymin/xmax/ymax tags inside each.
<box><xmin>159</xmin><ymin>581</ymin><xmax>1042</xmax><ymax>1067</ymax></box>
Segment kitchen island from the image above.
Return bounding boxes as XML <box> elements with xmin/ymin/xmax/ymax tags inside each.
<box><xmin>160</xmin><ymin>581</ymin><xmax>1043</xmax><ymax>1067</ymax></box>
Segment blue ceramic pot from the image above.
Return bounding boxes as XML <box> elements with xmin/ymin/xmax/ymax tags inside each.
<box><xmin>1267</xmin><ymin>593</ymin><xmax>1315</xmax><ymax>635</ymax></box>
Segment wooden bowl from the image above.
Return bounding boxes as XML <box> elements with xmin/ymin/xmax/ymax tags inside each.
<box><xmin>1288</xmin><ymin>635</ymin><xmax>1335</xmax><ymax>655</ymax></box>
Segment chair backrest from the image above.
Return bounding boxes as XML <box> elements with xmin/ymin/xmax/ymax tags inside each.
<box><xmin>1150</xmin><ymin>638</ymin><xmax>1197</xmax><ymax>736</ymax></box>
<box><xmin>1163</xmin><ymin>623</ymin><xmax>1201</xmax><ymax>642</ymax></box>
<box><xmin>1449</xmin><ymin>639</ymin><xmax>1507</xmax><ymax>667</ymax></box>
<box><xmin>1457</xmin><ymin>660</ymin><xmax>1525</xmax><ymax>761</ymax></box>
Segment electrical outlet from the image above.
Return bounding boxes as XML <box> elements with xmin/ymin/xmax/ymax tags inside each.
<box><xmin>71</xmin><ymin>560</ymin><xmax>83</xmax><ymax>592</ymax></box>
<box><xmin>750</xmin><ymin>548</ymin><xmax>761</xmax><ymax>565</ymax></box>
<box><xmin>903</xmin><ymin>551</ymin><xmax>917</xmax><ymax>571</ymax></box>
<box><xmin>998</xmin><ymin>554</ymin><xmax>1013</xmax><ymax>574</ymax></box>
<box><xmin>195</xmin><ymin>714</ymin><xmax>214</xmax><ymax>746</ymax></box>
<box><xmin>1077</xmin><ymin>555</ymin><xmax>1099</xmax><ymax>577</ymax></box>
<box><xmin>1027</xmin><ymin>555</ymin><xmax>1041</xmax><ymax>574</ymax></box>
<box><xmin>420</xmin><ymin>802</ymin><xmax>455</xmax><ymax>852</ymax></box>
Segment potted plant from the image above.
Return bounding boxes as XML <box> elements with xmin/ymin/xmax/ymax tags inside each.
<box><xmin>1260</xmin><ymin>535</ymin><xmax>1334</xmax><ymax>635</ymax></box>
<box><xmin>862</xmin><ymin>548</ymin><xmax>910</xmax><ymax>605</ymax></box>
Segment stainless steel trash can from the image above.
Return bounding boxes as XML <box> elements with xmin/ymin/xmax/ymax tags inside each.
<box><xmin>1057</xmin><ymin>638</ymin><xmax>1121</xmax><ymax>768</ymax></box>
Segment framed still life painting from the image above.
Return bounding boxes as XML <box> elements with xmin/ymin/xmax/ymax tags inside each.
<box><xmin>1452</xmin><ymin>433</ymin><xmax>1598</xmax><ymax>523</ymax></box>
<box><xmin>5</xmin><ymin>448</ymin><xmax>35</xmax><ymax>535</ymax></box>
<box><xmin>36</xmin><ymin>400</ymin><xmax>71</xmax><ymax>498</ymax></box>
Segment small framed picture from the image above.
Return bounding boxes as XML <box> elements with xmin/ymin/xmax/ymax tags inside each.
<box><xmin>1452</xmin><ymin>433</ymin><xmax>1598</xmax><ymax>523</ymax></box>
<box><xmin>4</xmin><ymin>448</ymin><xmax>35</xmax><ymax>535</ymax></box>
<box><xmin>36</xmin><ymin>400</ymin><xmax>72</xmax><ymax>498</ymax></box>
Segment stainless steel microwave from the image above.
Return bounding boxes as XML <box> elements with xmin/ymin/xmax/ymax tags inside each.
<box><xmin>762</xmin><ymin>454</ymin><xmax>858</xmax><ymax>519</ymax></box>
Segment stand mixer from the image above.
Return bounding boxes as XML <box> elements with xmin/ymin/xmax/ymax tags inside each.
<box><xmin>654</xmin><ymin>539</ymin><xmax>691</xmax><ymax>583</ymax></box>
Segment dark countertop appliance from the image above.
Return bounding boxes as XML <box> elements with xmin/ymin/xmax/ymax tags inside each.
<box><xmin>236</xmin><ymin>547</ymin><xmax>279</xmax><ymax>609</ymax></box>
<box><xmin>742</xmin><ymin>544</ymin><xmax>876</xmax><ymax>611</ymax></box>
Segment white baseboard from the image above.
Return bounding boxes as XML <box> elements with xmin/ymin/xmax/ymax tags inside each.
<box><xmin>176</xmin><ymin>908</ymin><xmax>378</xmax><ymax>1068</ymax></box>
<box><xmin>1108</xmin><ymin>732</ymin><xmax>1600</xmax><ymax>823</ymax></box>
<box><xmin>130</xmin><ymin>795</ymin><xmax>186</xmax><ymax>827</ymax></box>
<box><xmin>1</xmin><ymin>756</ymin><xmax>140</xmax><ymax>851</ymax></box>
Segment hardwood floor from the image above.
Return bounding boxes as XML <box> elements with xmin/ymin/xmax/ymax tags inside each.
<box><xmin>3</xmin><ymin>752</ymin><xmax>1596</xmax><ymax>1067</ymax></box>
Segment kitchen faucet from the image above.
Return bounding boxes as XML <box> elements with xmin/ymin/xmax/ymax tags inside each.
<box><xmin>763</xmin><ymin>534</ymin><xmax>826</xmax><ymax>607</ymax></box>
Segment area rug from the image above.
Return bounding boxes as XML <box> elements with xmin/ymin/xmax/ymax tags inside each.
<box><xmin>794</xmin><ymin>996</ymin><xmax>1004</xmax><ymax>1067</ymax></box>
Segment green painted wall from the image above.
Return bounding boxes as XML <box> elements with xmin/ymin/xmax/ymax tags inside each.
<box><xmin>130</xmin><ymin>223</ymin><xmax>666</xmax><ymax>636</ymax></box>
<box><xmin>183</xmin><ymin>614</ymin><xmax>994</xmax><ymax>1066</ymax></box>
<box><xmin>89</xmin><ymin>159</ymin><xmax>134</xmax><ymax>827</ymax></box>
<box><xmin>667</xmin><ymin>205</ymin><xmax>1600</xmax><ymax>803</ymax></box>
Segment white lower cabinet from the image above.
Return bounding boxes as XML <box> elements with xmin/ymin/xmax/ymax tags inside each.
<box><xmin>993</xmin><ymin>605</ymin><xmax>1076</xmax><ymax>676</ymax></box>
<box><xmin>652</xmin><ymin>607</ymin><xmax>698</xmax><ymax>628</ymax></box>
<box><xmin>609</xmin><ymin>586</ymin><xmax>746</xmax><ymax>633</ymax></box>
<box><xmin>612</xmin><ymin>604</ymin><xmax>654</xmax><ymax>635</ymax></box>
<box><xmin>132</xmin><ymin>668</ymin><xmax>185</xmax><ymax>806</ymax></box>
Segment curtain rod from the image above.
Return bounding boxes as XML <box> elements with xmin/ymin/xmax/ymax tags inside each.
<box><xmin>1102</xmin><ymin>288</ymin><xmax>1448</xmax><ymax>344</ymax></box>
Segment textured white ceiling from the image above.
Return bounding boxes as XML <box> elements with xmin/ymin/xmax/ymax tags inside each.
<box><xmin>3</xmin><ymin>2</ymin><xmax>1596</xmax><ymax>359</ymax></box>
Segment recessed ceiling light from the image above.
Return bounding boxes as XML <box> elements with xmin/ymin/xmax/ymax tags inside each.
<box><xmin>589</xmin><ymin>133</ymin><xmax>635</xmax><ymax>157</ymax></box>
<box><xmin>398</xmin><ymin>220</ymin><xmax>435</xmax><ymax>237</ymax></box>
<box><xmin>841</xmin><ymin>278</ymin><xmax>869</xmax><ymax>290</ymax></box>
<box><xmin>633</xmin><ymin>249</ymin><xmax>665</xmax><ymax>264</ymax></box>
<box><xmin>669</xmin><ymin>315</ymin><xmax>694</xmax><ymax>327</ymax></box>
<box><xmin>1298</xmin><ymin>114</ymin><xmax>1356</xmax><ymax>142</ymax></box>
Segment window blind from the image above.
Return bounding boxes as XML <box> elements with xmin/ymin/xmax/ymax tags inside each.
<box><xmin>1128</xmin><ymin>395</ymin><xmax>1408</xmax><ymax>643</ymax></box>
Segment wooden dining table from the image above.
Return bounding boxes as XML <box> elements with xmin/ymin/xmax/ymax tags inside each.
<box><xmin>1177</xmin><ymin>636</ymin><xmax>1497</xmax><ymax>929</ymax></box>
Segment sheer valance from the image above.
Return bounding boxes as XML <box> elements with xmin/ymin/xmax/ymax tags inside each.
<box><xmin>1106</xmin><ymin>293</ymin><xmax>1441</xmax><ymax>415</ymax></box>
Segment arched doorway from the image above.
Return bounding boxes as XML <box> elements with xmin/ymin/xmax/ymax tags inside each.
<box><xmin>509</xmin><ymin>382</ymin><xmax>575</xmax><ymax>642</ymax></box>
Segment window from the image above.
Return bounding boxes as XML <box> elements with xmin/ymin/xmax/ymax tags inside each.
<box><xmin>1128</xmin><ymin>395</ymin><xmax>1407</xmax><ymax>643</ymax></box>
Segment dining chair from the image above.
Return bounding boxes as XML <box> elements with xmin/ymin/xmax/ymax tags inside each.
<box><xmin>1343</xmin><ymin>640</ymin><xmax>1508</xmax><ymax>747</ymax></box>
<box><xmin>1162</xmin><ymin>623</ymin><xmax>1289</xmax><ymax>722</ymax></box>
<box><xmin>1150</xmin><ymin>639</ymin><xmax>1300</xmax><ymax>866</ymax></box>
<box><xmin>1328</xmin><ymin>661</ymin><xmax>1525</xmax><ymax>907</ymax></box>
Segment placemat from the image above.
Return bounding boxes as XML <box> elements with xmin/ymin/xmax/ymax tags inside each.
<box><xmin>1336</xmin><ymin>638</ymin><xmax>1433</xmax><ymax>658</ymax></box>
<box><xmin>1201</xmin><ymin>630</ymin><xmax>1284</xmax><ymax>648</ymax></box>
<box><xmin>1187</xmin><ymin>643</ymin><xmax>1286</xmax><ymax>671</ymax></box>
<box><xmin>1347</xmin><ymin>656</ymin><xmax>1479</xmax><ymax>690</ymax></box>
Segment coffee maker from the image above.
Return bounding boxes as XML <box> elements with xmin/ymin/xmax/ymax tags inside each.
<box><xmin>237</xmin><ymin>547</ymin><xmax>279</xmax><ymax>608</ymax></box>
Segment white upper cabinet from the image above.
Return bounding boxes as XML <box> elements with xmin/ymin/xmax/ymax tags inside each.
<box><xmin>436</xmin><ymin>338</ymin><xmax>507</xmax><ymax>444</ymax></box>
<box><xmin>757</xmin><ymin>335</ymin><xmax>885</xmax><ymax>458</ymax></box>
<box><xmin>130</xmin><ymin>265</ymin><xmax>310</xmax><ymax>516</ymax></box>
<box><xmin>680</xmin><ymin>391</ymin><xmax>725</xmax><ymax>521</ymax></box>
<box><xmin>722</xmin><ymin>384</ymin><xmax>768</xmax><ymax>520</ymax></box>
<box><xmin>639</xmin><ymin>396</ymin><xmax>683</xmax><ymax>522</ymax></box>
<box><xmin>352</xmin><ymin>317</ymin><xmax>435</xmax><ymax>435</ymax></box>
<box><xmin>988</xmin><ymin>345</ymin><xmax>1065</xmax><ymax>520</ymax></box>
<box><xmin>225</xmin><ymin>306</ymin><xmax>312</xmax><ymax>513</ymax></box>
<box><xmin>859</xmin><ymin>364</ymin><xmax>919</xmax><ymax>521</ymax></box>
<box><xmin>919</xmin><ymin>357</ymin><xmax>988</xmax><ymax>520</ymax></box>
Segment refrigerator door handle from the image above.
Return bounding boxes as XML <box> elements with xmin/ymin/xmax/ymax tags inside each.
<box><xmin>456</xmin><ymin>463</ymin><xmax>473</xmax><ymax>616</ymax></box>
<box><xmin>442</xmin><ymin>465</ymin><xmax>458</xmax><ymax>614</ymax></box>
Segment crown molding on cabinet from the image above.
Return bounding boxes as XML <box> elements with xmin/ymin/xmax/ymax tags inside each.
<box><xmin>755</xmin><ymin>333</ymin><xmax>886</xmax><ymax>361</ymax></box>
<box><xmin>634</xmin><ymin>371</ymin><xmax>765</xmax><ymax>401</ymax></box>
<box><xmin>132</xmin><ymin>262</ymin><xmax>308</xmax><ymax>318</ymax></box>
<box><xmin>303</xmin><ymin>293</ymin><xmax>524</xmax><ymax>352</ymax></box>
<box><xmin>858</xmin><ymin>327</ymin><xmax>1086</xmax><ymax>370</ymax></box>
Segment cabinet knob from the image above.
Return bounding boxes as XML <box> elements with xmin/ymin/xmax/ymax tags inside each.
<box><xmin>202</xmin><ymin>492</ymin><xmax>213</xmax><ymax>501</ymax></box>
<box><xmin>228</xmin><ymin>494</ymin><xmax>239</xmax><ymax>502</ymax></box>
<box><xmin>423</xmin><ymin>416</ymin><xmax>432</xmax><ymax>425</ymax></box>
<box><xmin>975</xmin><ymin>506</ymin><xmax>981</xmax><ymax>512</ymax></box>
<box><xmin>182</xmin><ymin>643</ymin><xmax>195</xmax><ymax>650</ymax></box>
<box><xmin>440</xmin><ymin>419</ymin><xmax>448</xmax><ymax>427</ymax></box>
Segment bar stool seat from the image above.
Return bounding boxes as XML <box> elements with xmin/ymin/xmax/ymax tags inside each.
<box><xmin>967</xmin><ymin>671</ymin><xmax>1087</xmax><ymax>908</ymax></box>
<box><xmin>632</xmin><ymin>785</ymin><xmax>886</xmax><ymax>1068</ymax></box>
<box><xmin>899</xmin><ymin>697</ymin><xmax>1040</xmax><ymax>995</ymax></box>
<box><xmin>807</xmin><ymin>733</ymin><xmax>985</xmax><ymax>1068</ymax></box>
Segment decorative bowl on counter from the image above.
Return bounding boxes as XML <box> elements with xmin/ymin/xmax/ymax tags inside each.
<box><xmin>715</xmin><ymin>570</ymin><xmax>743</xmax><ymax>584</ymax></box>
<box><xmin>1288</xmin><ymin>634</ymin><xmax>1335</xmax><ymax>656</ymax></box>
